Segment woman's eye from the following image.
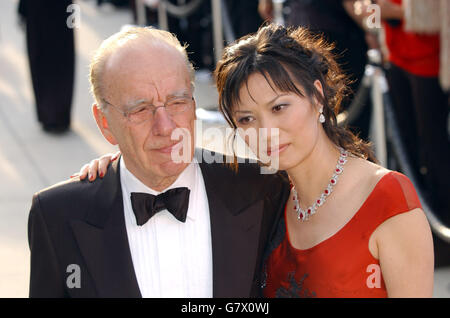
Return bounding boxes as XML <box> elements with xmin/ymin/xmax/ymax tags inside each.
<box><xmin>272</xmin><ymin>104</ymin><xmax>288</xmax><ymax>112</ymax></box>
<box><xmin>237</xmin><ymin>116</ymin><xmax>253</xmax><ymax>125</ymax></box>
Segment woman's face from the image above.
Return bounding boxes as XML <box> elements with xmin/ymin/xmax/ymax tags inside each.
<box><xmin>232</xmin><ymin>72</ymin><xmax>324</xmax><ymax>171</ymax></box>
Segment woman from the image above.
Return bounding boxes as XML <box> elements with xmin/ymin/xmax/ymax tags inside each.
<box><xmin>78</xmin><ymin>24</ymin><xmax>434</xmax><ymax>297</ymax></box>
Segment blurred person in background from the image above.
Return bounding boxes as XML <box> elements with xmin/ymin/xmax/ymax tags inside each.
<box><xmin>18</xmin><ymin>0</ymin><xmax>75</xmax><ymax>134</ymax></box>
<box><xmin>167</xmin><ymin>0</ymin><xmax>214</xmax><ymax>71</ymax></box>
<box><xmin>225</xmin><ymin>0</ymin><xmax>263</xmax><ymax>39</ymax></box>
<box><xmin>367</xmin><ymin>0</ymin><xmax>450</xmax><ymax>223</ymax></box>
<box><xmin>127</xmin><ymin>0</ymin><xmax>263</xmax><ymax>72</ymax></box>
<box><xmin>258</xmin><ymin>0</ymin><xmax>375</xmax><ymax>142</ymax></box>
<box><xmin>128</xmin><ymin>0</ymin><xmax>215</xmax><ymax>71</ymax></box>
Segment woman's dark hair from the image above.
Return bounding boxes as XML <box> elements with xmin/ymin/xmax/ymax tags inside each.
<box><xmin>214</xmin><ymin>23</ymin><xmax>376</xmax><ymax>164</ymax></box>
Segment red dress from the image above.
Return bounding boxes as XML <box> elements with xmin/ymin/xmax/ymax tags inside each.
<box><xmin>262</xmin><ymin>171</ymin><xmax>423</xmax><ymax>298</ymax></box>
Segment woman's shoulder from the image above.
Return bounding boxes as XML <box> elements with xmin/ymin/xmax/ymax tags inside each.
<box><xmin>348</xmin><ymin>157</ymin><xmax>389</xmax><ymax>187</ymax></box>
<box><xmin>355</xmin><ymin>159</ymin><xmax>422</xmax><ymax>212</ymax></box>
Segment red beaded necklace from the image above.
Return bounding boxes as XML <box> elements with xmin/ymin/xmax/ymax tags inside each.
<box><xmin>292</xmin><ymin>148</ymin><xmax>349</xmax><ymax>221</ymax></box>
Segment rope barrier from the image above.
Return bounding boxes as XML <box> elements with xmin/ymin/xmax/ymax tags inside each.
<box><xmin>329</xmin><ymin>48</ymin><xmax>450</xmax><ymax>242</ymax></box>
<box><xmin>337</xmin><ymin>70</ymin><xmax>371</xmax><ymax>127</ymax></box>
<box><xmin>384</xmin><ymin>91</ymin><xmax>450</xmax><ymax>243</ymax></box>
<box><xmin>160</xmin><ymin>0</ymin><xmax>205</xmax><ymax>18</ymax></box>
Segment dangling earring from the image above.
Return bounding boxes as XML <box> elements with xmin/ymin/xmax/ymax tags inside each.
<box><xmin>319</xmin><ymin>107</ymin><xmax>325</xmax><ymax>123</ymax></box>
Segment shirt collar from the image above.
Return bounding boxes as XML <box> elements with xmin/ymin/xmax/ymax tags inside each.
<box><xmin>120</xmin><ymin>157</ymin><xmax>199</xmax><ymax>221</ymax></box>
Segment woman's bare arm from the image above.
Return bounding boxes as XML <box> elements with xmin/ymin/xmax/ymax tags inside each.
<box><xmin>375</xmin><ymin>208</ymin><xmax>434</xmax><ymax>297</ymax></box>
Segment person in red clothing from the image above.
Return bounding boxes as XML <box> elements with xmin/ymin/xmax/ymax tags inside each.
<box><xmin>81</xmin><ymin>24</ymin><xmax>434</xmax><ymax>297</ymax></box>
<box><xmin>375</xmin><ymin>0</ymin><xmax>450</xmax><ymax>221</ymax></box>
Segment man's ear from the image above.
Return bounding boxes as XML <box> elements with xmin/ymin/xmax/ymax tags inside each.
<box><xmin>92</xmin><ymin>104</ymin><xmax>118</xmax><ymax>145</ymax></box>
<box><xmin>192</xmin><ymin>98</ymin><xmax>197</xmax><ymax>120</ymax></box>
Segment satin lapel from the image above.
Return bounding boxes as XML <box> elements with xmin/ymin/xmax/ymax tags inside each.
<box><xmin>199</xmin><ymin>159</ymin><xmax>264</xmax><ymax>297</ymax></box>
<box><xmin>70</xmin><ymin>158</ymin><xmax>141</xmax><ymax>298</ymax></box>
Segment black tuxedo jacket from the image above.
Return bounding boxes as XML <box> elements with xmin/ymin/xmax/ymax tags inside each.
<box><xmin>28</xmin><ymin>150</ymin><xmax>290</xmax><ymax>298</ymax></box>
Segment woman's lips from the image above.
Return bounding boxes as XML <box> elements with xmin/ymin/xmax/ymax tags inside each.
<box><xmin>267</xmin><ymin>143</ymin><xmax>289</xmax><ymax>156</ymax></box>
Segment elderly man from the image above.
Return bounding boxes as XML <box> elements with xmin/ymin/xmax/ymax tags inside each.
<box><xmin>28</xmin><ymin>27</ymin><xmax>290</xmax><ymax>298</ymax></box>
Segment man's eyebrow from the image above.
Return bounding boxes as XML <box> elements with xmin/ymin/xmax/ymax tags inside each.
<box><xmin>124</xmin><ymin>99</ymin><xmax>150</xmax><ymax>109</ymax></box>
<box><xmin>167</xmin><ymin>89</ymin><xmax>192</xmax><ymax>98</ymax></box>
<box><xmin>124</xmin><ymin>90</ymin><xmax>192</xmax><ymax>109</ymax></box>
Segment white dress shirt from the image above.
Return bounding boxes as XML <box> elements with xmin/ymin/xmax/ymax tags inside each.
<box><xmin>120</xmin><ymin>157</ymin><xmax>213</xmax><ymax>298</ymax></box>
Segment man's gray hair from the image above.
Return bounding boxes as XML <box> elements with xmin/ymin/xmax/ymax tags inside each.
<box><xmin>89</xmin><ymin>26</ymin><xmax>195</xmax><ymax>107</ymax></box>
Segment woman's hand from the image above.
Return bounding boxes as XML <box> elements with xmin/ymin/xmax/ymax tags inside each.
<box><xmin>71</xmin><ymin>151</ymin><xmax>121</xmax><ymax>181</ymax></box>
<box><xmin>374</xmin><ymin>0</ymin><xmax>404</xmax><ymax>20</ymax></box>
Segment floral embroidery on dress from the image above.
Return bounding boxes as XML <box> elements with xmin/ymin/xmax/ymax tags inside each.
<box><xmin>275</xmin><ymin>272</ymin><xmax>316</xmax><ymax>298</ymax></box>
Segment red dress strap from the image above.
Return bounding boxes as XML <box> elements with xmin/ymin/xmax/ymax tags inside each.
<box><xmin>358</xmin><ymin>171</ymin><xmax>423</xmax><ymax>237</ymax></box>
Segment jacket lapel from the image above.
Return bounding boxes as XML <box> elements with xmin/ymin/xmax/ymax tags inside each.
<box><xmin>205</xmin><ymin>189</ymin><xmax>264</xmax><ymax>298</ymax></box>
<box><xmin>70</xmin><ymin>158</ymin><xmax>141</xmax><ymax>297</ymax></box>
<box><xmin>198</xmin><ymin>153</ymin><xmax>265</xmax><ymax>297</ymax></box>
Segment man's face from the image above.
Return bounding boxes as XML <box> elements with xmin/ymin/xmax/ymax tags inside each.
<box><xmin>94</xmin><ymin>42</ymin><xmax>196</xmax><ymax>189</ymax></box>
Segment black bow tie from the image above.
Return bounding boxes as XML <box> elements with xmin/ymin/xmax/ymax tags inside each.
<box><xmin>130</xmin><ymin>187</ymin><xmax>190</xmax><ymax>226</ymax></box>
